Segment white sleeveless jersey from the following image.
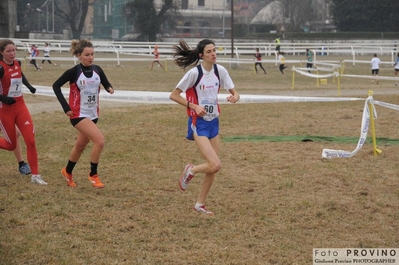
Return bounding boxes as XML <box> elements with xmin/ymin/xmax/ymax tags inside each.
<box><xmin>72</xmin><ymin>69</ymin><xmax>101</xmax><ymax>120</ymax></box>
<box><xmin>43</xmin><ymin>47</ymin><xmax>50</xmax><ymax>56</ymax></box>
<box><xmin>176</xmin><ymin>64</ymin><xmax>234</xmax><ymax>120</ymax></box>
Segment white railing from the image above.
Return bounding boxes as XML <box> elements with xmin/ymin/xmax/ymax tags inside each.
<box><xmin>15</xmin><ymin>38</ymin><xmax>398</xmax><ymax>67</ymax></box>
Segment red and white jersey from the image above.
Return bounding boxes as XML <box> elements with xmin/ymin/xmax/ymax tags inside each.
<box><xmin>154</xmin><ymin>50</ymin><xmax>160</xmax><ymax>60</ymax></box>
<box><xmin>69</xmin><ymin>66</ymin><xmax>101</xmax><ymax>120</ymax></box>
<box><xmin>176</xmin><ymin>64</ymin><xmax>234</xmax><ymax>120</ymax></box>
<box><xmin>255</xmin><ymin>52</ymin><xmax>262</xmax><ymax>61</ymax></box>
<box><xmin>0</xmin><ymin>60</ymin><xmax>23</xmax><ymax>108</ymax></box>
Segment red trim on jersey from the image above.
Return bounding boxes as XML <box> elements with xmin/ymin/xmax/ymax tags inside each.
<box><xmin>185</xmin><ymin>87</ymin><xmax>198</xmax><ymax>116</ymax></box>
<box><xmin>69</xmin><ymin>82</ymin><xmax>81</xmax><ymax>119</ymax></box>
<box><xmin>0</xmin><ymin>60</ymin><xmax>22</xmax><ymax>97</ymax></box>
<box><xmin>185</xmin><ymin>65</ymin><xmax>220</xmax><ymax>117</ymax></box>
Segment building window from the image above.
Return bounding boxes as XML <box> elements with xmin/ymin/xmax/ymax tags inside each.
<box><xmin>181</xmin><ymin>0</ymin><xmax>188</xmax><ymax>9</ymax></box>
<box><xmin>198</xmin><ymin>0</ymin><xmax>204</xmax><ymax>7</ymax></box>
<box><xmin>183</xmin><ymin>22</ymin><xmax>192</xmax><ymax>33</ymax></box>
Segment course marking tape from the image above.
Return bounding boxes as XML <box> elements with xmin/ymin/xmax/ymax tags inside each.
<box><xmin>341</xmin><ymin>74</ymin><xmax>399</xmax><ymax>81</ymax></box>
<box><xmin>25</xmin><ymin>86</ymin><xmax>399</xmax><ymax>159</ymax></box>
<box><xmin>322</xmin><ymin>97</ymin><xmax>399</xmax><ymax>158</ymax></box>
<box><xmin>23</xmin><ymin>86</ymin><xmax>364</xmax><ymax>105</ymax></box>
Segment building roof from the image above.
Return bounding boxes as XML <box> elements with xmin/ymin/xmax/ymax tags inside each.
<box><xmin>250</xmin><ymin>1</ymin><xmax>284</xmax><ymax>25</ymax></box>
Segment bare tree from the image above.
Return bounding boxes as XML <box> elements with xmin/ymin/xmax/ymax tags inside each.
<box><xmin>123</xmin><ymin>0</ymin><xmax>179</xmax><ymax>42</ymax></box>
<box><xmin>54</xmin><ymin>0</ymin><xmax>89</xmax><ymax>39</ymax></box>
<box><xmin>331</xmin><ymin>0</ymin><xmax>399</xmax><ymax>31</ymax></box>
<box><xmin>0</xmin><ymin>1</ymin><xmax>8</xmax><ymax>37</ymax></box>
<box><xmin>313</xmin><ymin>0</ymin><xmax>331</xmax><ymax>20</ymax></box>
<box><xmin>280</xmin><ymin>0</ymin><xmax>317</xmax><ymax>31</ymax></box>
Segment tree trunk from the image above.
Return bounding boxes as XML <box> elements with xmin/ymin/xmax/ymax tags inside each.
<box><xmin>72</xmin><ymin>29</ymin><xmax>81</xmax><ymax>39</ymax></box>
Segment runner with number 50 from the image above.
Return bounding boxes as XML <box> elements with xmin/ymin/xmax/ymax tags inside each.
<box><xmin>170</xmin><ymin>39</ymin><xmax>240</xmax><ymax>216</ymax></box>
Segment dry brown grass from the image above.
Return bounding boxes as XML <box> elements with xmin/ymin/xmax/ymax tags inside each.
<box><xmin>1</xmin><ymin>50</ymin><xmax>399</xmax><ymax>265</ymax></box>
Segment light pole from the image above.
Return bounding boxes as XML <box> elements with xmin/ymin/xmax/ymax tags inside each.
<box><xmin>46</xmin><ymin>4</ymin><xmax>49</xmax><ymax>32</ymax></box>
<box><xmin>222</xmin><ymin>0</ymin><xmax>225</xmax><ymax>38</ymax></box>
<box><xmin>52</xmin><ymin>0</ymin><xmax>54</xmax><ymax>32</ymax></box>
<box><xmin>27</xmin><ymin>3</ymin><xmax>49</xmax><ymax>32</ymax></box>
<box><xmin>41</xmin><ymin>0</ymin><xmax>55</xmax><ymax>33</ymax></box>
<box><xmin>231</xmin><ymin>0</ymin><xmax>234</xmax><ymax>59</ymax></box>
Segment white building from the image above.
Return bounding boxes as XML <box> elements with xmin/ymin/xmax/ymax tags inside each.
<box><xmin>155</xmin><ymin>0</ymin><xmax>232</xmax><ymax>38</ymax></box>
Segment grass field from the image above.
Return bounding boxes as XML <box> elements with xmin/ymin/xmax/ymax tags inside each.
<box><xmin>1</xmin><ymin>50</ymin><xmax>399</xmax><ymax>264</ymax></box>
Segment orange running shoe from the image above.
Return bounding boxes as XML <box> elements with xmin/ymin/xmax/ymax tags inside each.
<box><xmin>88</xmin><ymin>174</ymin><xmax>104</xmax><ymax>188</ymax></box>
<box><xmin>61</xmin><ymin>167</ymin><xmax>76</xmax><ymax>187</ymax></box>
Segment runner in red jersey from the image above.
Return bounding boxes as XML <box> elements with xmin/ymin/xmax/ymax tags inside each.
<box><xmin>150</xmin><ymin>45</ymin><xmax>165</xmax><ymax>71</ymax></box>
<box><xmin>53</xmin><ymin>39</ymin><xmax>114</xmax><ymax>189</ymax></box>
<box><xmin>254</xmin><ymin>48</ymin><xmax>266</xmax><ymax>74</ymax></box>
<box><xmin>0</xmin><ymin>39</ymin><xmax>47</xmax><ymax>185</ymax></box>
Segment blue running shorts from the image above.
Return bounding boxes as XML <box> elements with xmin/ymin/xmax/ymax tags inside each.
<box><xmin>186</xmin><ymin>116</ymin><xmax>219</xmax><ymax>141</ymax></box>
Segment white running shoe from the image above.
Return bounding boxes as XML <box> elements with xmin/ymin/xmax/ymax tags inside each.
<box><xmin>179</xmin><ymin>164</ymin><xmax>194</xmax><ymax>191</ymax></box>
<box><xmin>31</xmin><ymin>175</ymin><xmax>48</xmax><ymax>185</ymax></box>
<box><xmin>194</xmin><ymin>204</ymin><xmax>214</xmax><ymax>216</ymax></box>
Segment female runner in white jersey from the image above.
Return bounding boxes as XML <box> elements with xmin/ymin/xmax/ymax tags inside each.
<box><xmin>170</xmin><ymin>39</ymin><xmax>240</xmax><ymax>215</ymax></box>
<box><xmin>53</xmin><ymin>39</ymin><xmax>114</xmax><ymax>189</ymax></box>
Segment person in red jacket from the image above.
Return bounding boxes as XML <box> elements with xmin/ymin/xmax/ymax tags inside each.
<box><xmin>0</xmin><ymin>39</ymin><xmax>47</xmax><ymax>185</ymax></box>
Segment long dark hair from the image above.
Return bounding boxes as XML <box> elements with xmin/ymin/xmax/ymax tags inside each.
<box><xmin>173</xmin><ymin>39</ymin><xmax>215</xmax><ymax>69</ymax></box>
<box><xmin>0</xmin><ymin>39</ymin><xmax>15</xmax><ymax>60</ymax></box>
